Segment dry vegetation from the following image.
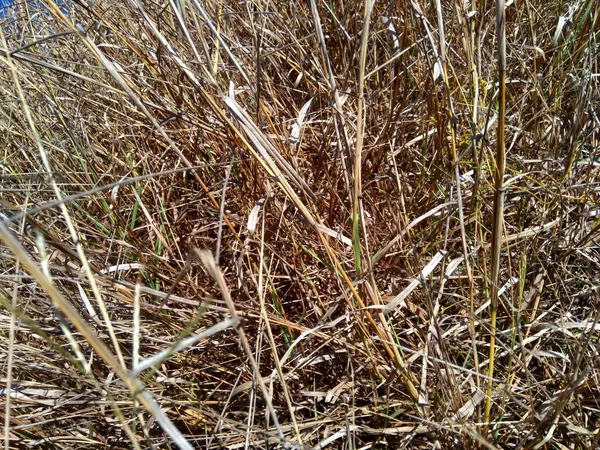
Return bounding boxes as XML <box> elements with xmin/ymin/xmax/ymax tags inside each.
<box><xmin>1</xmin><ymin>0</ymin><xmax>599</xmax><ymax>448</ymax></box>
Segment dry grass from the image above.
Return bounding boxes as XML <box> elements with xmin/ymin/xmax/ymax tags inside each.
<box><xmin>1</xmin><ymin>0</ymin><xmax>599</xmax><ymax>448</ymax></box>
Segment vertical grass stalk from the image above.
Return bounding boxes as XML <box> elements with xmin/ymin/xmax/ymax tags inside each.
<box><xmin>352</xmin><ymin>0</ymin><xmax>375</xmax><ymax>275</ymax></box>
<box><xmin>484</xmin><ymin>0</ymin><xmax>507</xmax><ymax>430</ymax></box>
<box><xmin>435</xmin><ymin>0</ymin><xmax>480</xmax><ymax>399</ymax></box>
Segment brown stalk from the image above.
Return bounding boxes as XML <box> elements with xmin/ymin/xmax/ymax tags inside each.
<box><xmin>435</xmin><ymin>0</ymin><xmax>479</xmax><ymax>410</ymax></box>
<box><xmin>484</xmin><ymin>0</ymin><xmax>507</xmax><ymax>430</ymax></box>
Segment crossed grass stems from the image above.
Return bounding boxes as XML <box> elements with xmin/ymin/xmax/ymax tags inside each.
<box><xmin>1</xmin><ymin>0</ymin><xmax>599</xmax><ymax>448</ymax></box>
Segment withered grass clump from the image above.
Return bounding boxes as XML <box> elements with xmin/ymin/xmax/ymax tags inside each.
<box><xmin>1</xmin><ymin>0</ymin><xmax>599</xmax><ymax>448</ymax></box>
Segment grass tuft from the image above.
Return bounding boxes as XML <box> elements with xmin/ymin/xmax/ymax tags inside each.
<box><xmin>1</xmin><ymin>0</ymin><xmax>599</xmax><ymax>448</ymax></box>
